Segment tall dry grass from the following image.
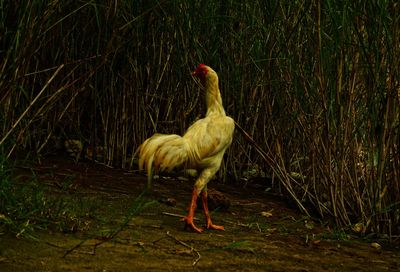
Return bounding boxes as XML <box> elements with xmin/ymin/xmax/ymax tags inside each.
<box><xmin>1</xmin><ymin>0</ymin><xmax>399</xmax><ymax>236</ymax></box>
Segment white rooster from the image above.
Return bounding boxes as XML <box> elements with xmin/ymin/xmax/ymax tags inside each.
<box><xmin>138</xmin><ymin>64</ymin><xmax>234</xmax><ymax>233</ymax></box>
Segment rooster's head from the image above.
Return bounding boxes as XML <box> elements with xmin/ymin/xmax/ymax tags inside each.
<box><xmin>192</xmin><ymin>64</ymin><xmax>210</xmax><ymax>84</ymax></box>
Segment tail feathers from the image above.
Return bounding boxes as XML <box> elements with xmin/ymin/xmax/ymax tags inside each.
<box><xmin>138</xmin><ymin>133</ymin><xmax>190</xmax><ymax>176</ymax></box>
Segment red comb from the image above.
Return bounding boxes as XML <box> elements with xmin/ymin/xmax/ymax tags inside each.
<box><xmin>192</xmin><ymin>64</ymin><xmax>208</xmax><ymax>76</ymax></box>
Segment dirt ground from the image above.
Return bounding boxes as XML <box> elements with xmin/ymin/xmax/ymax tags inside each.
<box><xmin>1</xmin><ymin>157</ymin><xmax>399</xmax><ymax>272</ymax></box>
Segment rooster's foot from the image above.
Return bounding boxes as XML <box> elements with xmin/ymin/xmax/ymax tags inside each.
<box><xmin>206</xmin><ymin>222</ymin><xmax>225</xmax><ymax>231</ymax></box>
<box><xmin>181</xmin><ymin>217</ymin><xmax>203</xmax><ymax>233</ymax></box>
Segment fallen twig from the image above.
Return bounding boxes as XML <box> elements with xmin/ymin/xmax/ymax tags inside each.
<box><xmin>162</xmin><ymin>211</ymin><xmax>199</xmax><ymax>221</ymax></box>
<box><xmin>165</xmin><ymin>231</ymin><xmax>201</xmax><ymax>266</ymax></box>
<box><xmin>62</xmin><ymin>239</ymin><xmax>87</xmax><ymax>258</ymax></box>
<box><xmin>223</xmin><ymin>219</ymin><xmax>251</xmax><ymax>228</ymax></box>
<box><xmin>45</xmin><ymin>241</ymin><xmax>66</xmax><ymax>249</ymax></box>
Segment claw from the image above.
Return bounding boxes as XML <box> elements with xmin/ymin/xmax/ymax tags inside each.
<box><xmin>181</xmin><ymin>217</ymin><xmax>203</xmax><ymax>233</ymax></box>
<box><xmin>181</xmin><ymin>188</ymin><xmax>203</xmax><ymax>233</ymax></box>
<box><xmin>201</xmin><ymin>190</ymin><xmax>225</xmax><ymax>231</ymax></box>
<box><xmin>206</xmin><ymin>221</ymin><xmax>225</xmax><ymax>231</ymax></box>
<box><xmin>181</xmin><ymin>188</ymin><xmax>225</xmax><ymax>233</ymax></box>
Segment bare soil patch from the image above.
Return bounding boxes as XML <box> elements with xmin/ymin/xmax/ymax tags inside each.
<box><xmin>1</xmin><ymin>157</ymin><xmax>399</xmax><ymax>271</ymax></box>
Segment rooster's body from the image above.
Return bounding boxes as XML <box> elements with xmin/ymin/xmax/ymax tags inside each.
<box><xmin>138</xmin><ymin>64</ymin><xmax>234</xmax><ymax>233</ymax></box>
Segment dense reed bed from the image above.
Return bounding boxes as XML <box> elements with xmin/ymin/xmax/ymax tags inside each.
<box><xmin>1</xmin><ymin>0</ymin><xmax>399</xmax><ymax>237</ymax></box>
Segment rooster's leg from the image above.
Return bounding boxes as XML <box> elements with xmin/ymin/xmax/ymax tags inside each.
<box><xmin>201</xmin><ymin>190</ymin><xmax>225</xmax><ymax>231</ymax></box>
<box><xmin>181</xmin><ymin>188</ymin><xmax>203</xmax><ymax>233</ymax></box>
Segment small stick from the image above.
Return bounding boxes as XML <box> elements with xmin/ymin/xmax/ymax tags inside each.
<box><xmin>166</xmin><ymin>231</ymin><xmax>201</xmax><ymax>266</ymax></box>
<box><xmin>62</xmin><ymin>239</ymin><xmax>87</xmax><ymax>258</ymax></box>
<box><xmin>162</xmin><ymin>212</ymin><xmax>199</xmax><ymax>221</ymax></box>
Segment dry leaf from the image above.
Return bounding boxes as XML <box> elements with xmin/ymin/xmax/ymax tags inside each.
<box><xmin>352</xmin><ymin>222</ymin><xmax>364</xmax><ymax>233</ymax></box>
<box><xmin>304</xmin><ymin>220</ymin><xmax>314</xmax><ymax>230</ymax></box>
<box><xmin>312</xmin><ymin>240</ymin><xmax>321</xmax><ymax>246</ymax></box>
<box><xmin>370</xmin><ymin>242</ymin><xmax>381</xmax><ymax>250</ymax></box>
<box><xmin>260</xmin><ymin>209</ymin><xmax>273</xmax><ymax>218</ymax></box>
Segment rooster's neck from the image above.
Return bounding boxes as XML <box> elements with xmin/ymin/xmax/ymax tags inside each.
<box><xmin>205</xmin><ymin>74</ymin><xmax>225</xmax><ymax>116</ymax></box>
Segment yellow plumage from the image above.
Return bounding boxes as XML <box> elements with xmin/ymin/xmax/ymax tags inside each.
<box><xmin>137</xmin><ymin>64</ymin><xmax>234</xmax><ymax>233</ymax></box>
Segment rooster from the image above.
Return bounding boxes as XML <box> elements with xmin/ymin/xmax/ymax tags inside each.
<box><xmin>138</xmin><ymin>64</ymin><xmax>235</xmax><ymax>233</ymax></box>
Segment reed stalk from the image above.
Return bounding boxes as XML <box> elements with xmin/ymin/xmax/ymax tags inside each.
<box><xmin>1</xmin><ymin>0</ymin><xmax>398</xmax><ymax>236</ymax></box>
